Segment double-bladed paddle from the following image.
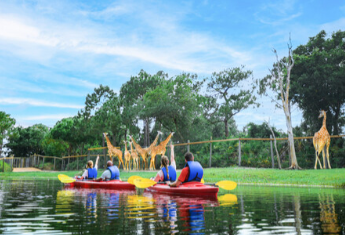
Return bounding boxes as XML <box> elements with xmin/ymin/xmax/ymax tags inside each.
<box><xmin>132</xmin><ymin>177</ymin><xmax>237</xmax><ymax>190</ymax></box>
<box><xmin>58</xmin><ymin>174</ymin><xmax>76</xmax><ymax>183</ymax></box>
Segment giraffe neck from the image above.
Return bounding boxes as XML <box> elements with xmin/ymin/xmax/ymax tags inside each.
<box><xmin>149</xmin><ymin>133</ymin><xmax>160</xmax><ymax>148</ymax></box>
<box><xmin>124</xmin><ymin>141</ymin><xmax>127</xmax><ymax>151</ymax></box>
<box><xmin>105</xmin><ymin>135</ymin><xmax>113</xmax><ymax>148</ymax></box>
<box><xmin>160</xmin><ymin>133</ymin><xmax>173</xmax><ymax>146</ymax></box>
<box><xmin>322</xmin><ymin>113</ymin><xmax>327</xmax><ymax>128</ymax></box>
<box><xmin>131</xmin><ymin>137</ymin><xmax>143</xmax><ymax>151</ymax></box>
<box><xmin>130</xmin><ymin>142</ymin><xmax>133</xmax><ymax>152</ymax></box>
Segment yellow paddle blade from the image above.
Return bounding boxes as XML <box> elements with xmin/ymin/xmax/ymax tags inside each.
<box><xmin>218</xmin><ymin>194</ymin><xmax>238</xmax><ymax>207</ymax></box>
<box><xmin>201</xmin><ymin>178</ymin><xmax>205</xmax><ymax>184</ymax></box>
<box><xmin>58</xmin><ymin>174</ymin><xmax>76</xmax><ymax>183</ymax></box>
<box><xmin>128</xmin><ymin>175</ymin><xmax>142</xmax><ymax>185</ymax></box>
<box><xmin>133</xmin><ymin>178</ymin><xmax>157</xmax><ymax>189</ymax></box>
<box><xmin>215</xmin><ymin>180</ymin><xmax>237</xmax><ymax>190</ymax></box>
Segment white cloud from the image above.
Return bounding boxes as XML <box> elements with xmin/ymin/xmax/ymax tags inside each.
<box><xmin>0</xmin><ymin>11</ymin><xmax>250</xmax><ymax>74</ymax></box>
<box><xmin>0</xmin><ymin>98</ymin><xmax>83</xmax><ymax>109</ymax></box>
<box><xmin>320</xmin><ymin>18</ymin><xmax>345</xmax><ymax>33</ymax></box>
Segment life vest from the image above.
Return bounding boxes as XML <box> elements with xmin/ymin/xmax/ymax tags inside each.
<box><xmin>107</xmin><ymin>166</ymin><xmax>120</xmax><ymax>180</ymax></box>
<box><xmin>184</xmin><ymin>161</ymin><xmax>203</xmax><ymax>182</ymax></box>
<box><xmin>161</xmin><ymin>166</ymin><xmax>177</xmax><ymax>182</ymax></box>
<box><xmin>188</xmin><ymin>204</ymin><xmax>205</xmax><ymax>230</ymax></box>
<box><xmin>87</xmin><ymin>168</ymin><xmax>97</xmax><ymax>179</ymax></box>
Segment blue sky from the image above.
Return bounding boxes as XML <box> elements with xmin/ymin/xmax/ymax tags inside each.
<box><xmin>0</xmin><ymin>0</ymin><xmax>344</xmax><ymax>132</ymax></box>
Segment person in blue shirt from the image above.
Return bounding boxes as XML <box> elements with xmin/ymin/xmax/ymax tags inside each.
<box><xmin>80</xmin><ymin>155</ymin><xmax>99</xmax><ymax>179</ymax></box>
<box><xmin>153</xmin><ymin>144</ymin><xmax>177</xmax><ymax>183</ymax></box>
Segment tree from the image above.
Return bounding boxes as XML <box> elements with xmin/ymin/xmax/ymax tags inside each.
<box><xmin>290</xmin><ymin>30</ymin><xmax>345</xmax><ymax>135</ymax></box>
<box><xmin>6</xmin><ymin>124</ymin><xmax>49</xmax><ymax>157</ymax></box>
<box><xmin>41</xmin><ymin>132</ymin><xmax>69</xmax><ymax>157</ymax></box>
<box><xmin>51</xmin><ymin>118</ymin><xmax>76</xmax><ymax>155</ymax></box>
<box><xmin>270</xmin><ymin>42</ymin><xmax>300</xmax><ymax>169</ymax></box>
<box><xmin>0</xmin><ymin>111</ymin><xmax>16</xmax><ymax>156</ymax></box>
<box><xmin>207</xmin><ymin>66</ymin><xmax>258</xmax><ymax>137</ymax></box>
<box><xmin>142</xmin><ymin>73</ymin><xmax>205</xmax><ymax>142</ymax></box>
<box><xmin>120</xmin><ymin>70</ymin><xmax>166</xmax><ymax>146</ymax></box>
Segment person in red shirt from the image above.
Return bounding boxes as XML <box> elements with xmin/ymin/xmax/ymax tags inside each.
<box><xmin>168</xmin><ymin>151</ymin><xmax>203</xmax><ymax>187</ymax></box>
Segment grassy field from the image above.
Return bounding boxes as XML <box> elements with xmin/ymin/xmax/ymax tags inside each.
<box><xmin>1</xmin><ymin>167</ymin><xmax>345</xmax><ymax>187</ymax></box>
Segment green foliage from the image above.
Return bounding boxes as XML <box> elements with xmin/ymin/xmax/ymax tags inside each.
<box><xmin>290</xmin><ymin>30</ymin><xmax>345</xmax><ymax>135</ymax></box>
<box><xmin>41</xmin><ymin>132</ymin><xmax>69</xmax><ymax>157</ymax></box>
<box><xmin>6</xmin><ymin>124</ymin><xmax>49</xmax><ymax>158</ymax></box>
<box><xmin>0</xmin><ymin>111</ymin><xmax>16</xmax><ymax>155</ymax></box>
<box><xmin>207</xmin><ymin>66</ymin><xmax>259</xmax><ymax>137</ymax></box>
<box><xmin>0</xmin><ymin>160</ymin><xmax>12</xmax><ymax>172</ymax></box>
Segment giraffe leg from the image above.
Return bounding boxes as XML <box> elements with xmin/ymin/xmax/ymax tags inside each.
<box><xmin>314</xmin><ymin>151</ymin><xmax>319</xmax><ymax>169</ymax></box>
<box><xmin>326</xmin><ymin>141</ymin><xmax>331</xmax><ymax>169</ymax></box>
<box><xmin>321</xmin><ymin>146</ymin><xmax>326</xmax><ymax>169</ymax></box>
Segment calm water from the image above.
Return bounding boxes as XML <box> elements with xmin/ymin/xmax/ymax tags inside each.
<box><xmin>0</xmin><ymin>180</ymin><xmax>344</xmax><ymax>234</ymax></box>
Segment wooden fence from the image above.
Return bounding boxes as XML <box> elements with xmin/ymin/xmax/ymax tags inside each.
<box><xmin>2</xmin><ymin>134</ymin><xmax>344</xmax><ymax>172</ymax></box>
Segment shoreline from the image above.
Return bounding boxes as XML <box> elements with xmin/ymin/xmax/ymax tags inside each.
<box><xmin>1</xmin><ymin>167</ymin><xmax>345</xmax><ymax>188</ymax></box>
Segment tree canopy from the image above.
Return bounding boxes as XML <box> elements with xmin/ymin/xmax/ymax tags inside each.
<box><xmin>290</xmin><ymin>30</ymin><xmax>345</xmax><ymax>135</ymax></box>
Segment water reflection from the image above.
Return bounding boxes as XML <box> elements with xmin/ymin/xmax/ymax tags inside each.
<box><xmin>0</xmin><ymin>180</ymin><xmax>345</xmax><ymax>234</ymax></box>
<box><xmin>319</xmin><ymin>193</ymin><xmax>342</xmax><ymax>234</ymax></box>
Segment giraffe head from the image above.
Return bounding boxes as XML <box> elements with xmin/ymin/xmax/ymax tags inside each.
<box><xmin>103</xmin><ymin>132</ymin><xmax>108</xmax><ymax>137</ymax></box>
<box><xmin>318</xmin><ymin>110</ymin><xmax>327</xmax><ymax>118</ymax></box>
<box><xmin>157</xmin><ymin>130</ymin><xmax>163</xmax><ymax>135</ymax></box>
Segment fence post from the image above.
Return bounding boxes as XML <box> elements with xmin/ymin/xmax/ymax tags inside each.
<box><xmin>77</xmin><ymin>157</ymin><xmax>79</xmax><ymax>171</ymax></box>
<box><xmin>54</xmin><ymin>157</ymin><xmax>56</xmax><ymax>171</ymax></box>
<box><xmin>2</xmin><ymin>158</ymin><xmax>4</xmax><ymax>172</ymax></box>
<box><xmin>238</xmin><ymin>139</ymin><xmax>241</xmax><ymax>166</ymax></box>
<box><xmin>11</xmin><ymin>157</ymin><xmax>13</xmax><ymax>172</ymax></box>
<box><xmin>270</xmin><ymin>135</ymin><xmax>275</xmax><ymax>168</ymax></box>
<box><xmin>187</xmin><ymin>140</ymin><xmax>190</xmax><ymax>152</ymax></box>
<box><xmin>209</xmin><ymin>137</ymin><xmax>212</xmax><ymax>168</ymax></box>
<box><xmin>42</xmin><ymin>157</ymin><xmax>45</xmax><ymax>170</ymax></box>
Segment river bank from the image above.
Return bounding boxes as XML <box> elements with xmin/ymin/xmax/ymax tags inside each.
<box><xmin>1</xmin><ymin>167</ymin><xmax>344</xmax><ymax>187</ymax></box>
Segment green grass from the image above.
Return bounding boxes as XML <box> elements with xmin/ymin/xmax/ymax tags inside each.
<box><xmin>0</xmin><ymin>160</ymin><xmax>12</xmax><ymax>172</ymax></box>
<box><xmin>1</xmin><ymin>167</ymin><xmax>345</xmax><ymax>187</ymax></box>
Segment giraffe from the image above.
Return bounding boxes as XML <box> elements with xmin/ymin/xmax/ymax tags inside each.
<box><xmin>313</xmin><ymin>110</ymin><xmax>331</xmax><ymax>169</ymax></box>
<box><xmin>148</xmin><ymin>132</ymin><xmax>174</xmax><ymax>170</ymax></box>
<box><xmin>129</xmin><ymin>132</ymin><xmax>161</xmax><ymax>170</ymax></box>
<box><xmin>123</xmin><ymin>140</ymin><xmax>131</xmax><ymax>171</ymax></box>
<box><xmin>129</xmin><ymin>141</ymin><xmax>139</xmax><ymax>170</ymax></box>
<box><xmin>103</xmin><ymin>133</ymin><xmax>124</xmax><ymax>169</ymax></box>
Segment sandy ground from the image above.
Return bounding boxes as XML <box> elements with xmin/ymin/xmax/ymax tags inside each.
<box><xmin>13</xmin><ymin>167</ymin><xmax>42</xmax><ymax>172</ymax></box>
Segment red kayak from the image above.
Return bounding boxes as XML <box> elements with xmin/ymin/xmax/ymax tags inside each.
<box><xmin>64</xmin><ymin>179</ymin><xmax>135</xmax><ymax>190</ymax></box>
<box><xmin>145</xmin><ymin>182</ymin><xmax>219</xmax><ymax>197</ymax></box>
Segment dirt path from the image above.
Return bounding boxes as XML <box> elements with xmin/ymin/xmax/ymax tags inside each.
<box><xmin>13</xmin><ymin>167</ymin><xmax>42</xmax><ymax>172</ymax></box>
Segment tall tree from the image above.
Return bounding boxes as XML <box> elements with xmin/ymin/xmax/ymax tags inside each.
<box><xmin>0</xmin><ymin>111</ymin><xmax>16</xmax><ymax>156</ymax></box>
<box><xmin>270</xmin><ymin>42</ymin><xmax>300</xmax><ymax>169</ymax></box>
<box><xmin>120</xmin><ymin>70</ymin><xmax>166</xmax><ymax>146</ymax></box>
<box><xmin>290</xmin><ymin>30</ymin><xmax>345</xmax><ymax>135</ymax></box>
<box><xmin>142</xmin><ymin>73</ymin><xmax>204</xmax><ymax>142</ymax></box>
<box><xmin>207</xmin><ymin>66</ymin><xmax>258</xmax><ymax>137</ymax></box>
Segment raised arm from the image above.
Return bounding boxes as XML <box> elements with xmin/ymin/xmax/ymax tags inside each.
<box><xmin>170</xmin><ymin>144</ymin><xmax>176</xmax><ymax>169</ymax></box>
<box><xmin>95</xmin><ymin>155</ymin><xmax>100</xmax><ymax>169</ymax></box>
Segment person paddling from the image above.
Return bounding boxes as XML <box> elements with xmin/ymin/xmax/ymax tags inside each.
<box><xmin>168</xmin><ymin>151</ymin><xmax>203</xmax><ymax>187</ymax></box>
<box><xmin>152</xmin><ymin>144</ymin><xmax>177</xmax><ymax>183</ymax></box>
<box><xmin>94</xmin><ymin>160</ymin><xmax>120</xmax><ymax>181</ymax></box>
<box><xmin>79</xmin><ymin>155</ymin><xmax>99</xmax><ymax>180</ymax></box>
